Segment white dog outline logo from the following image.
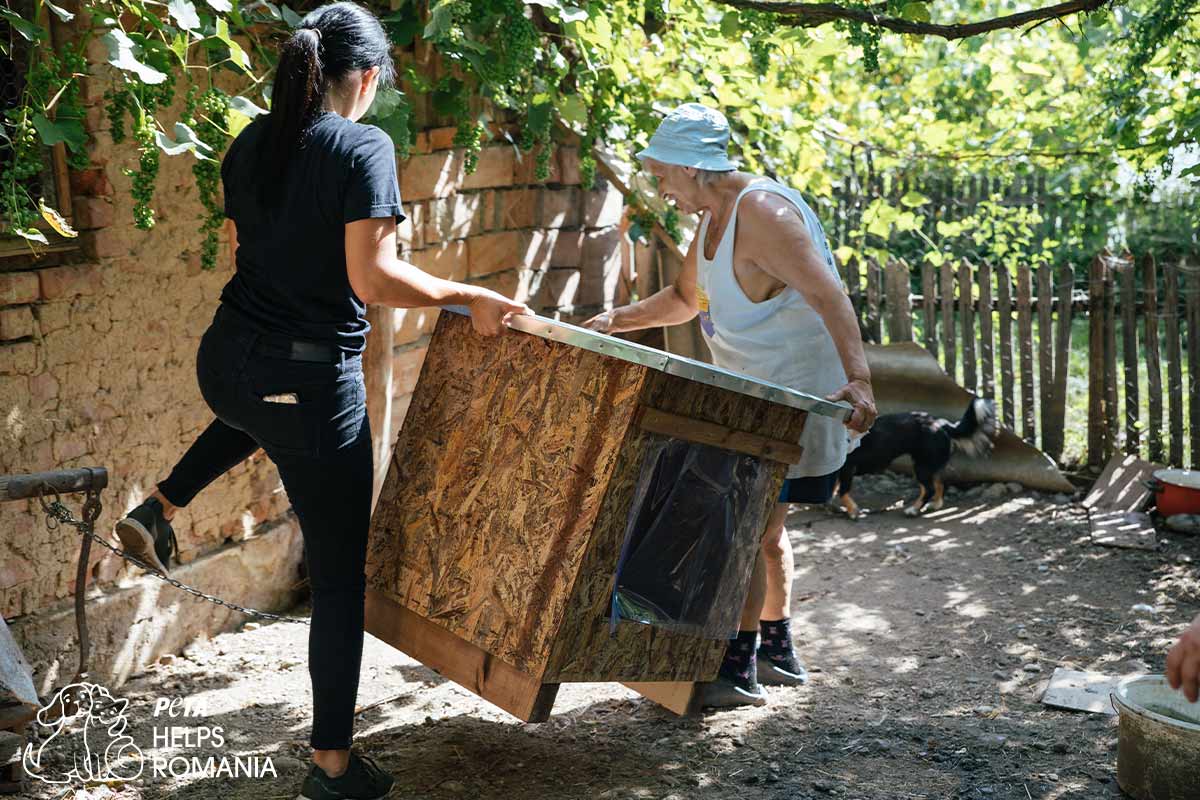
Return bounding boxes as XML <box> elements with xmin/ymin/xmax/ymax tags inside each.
<box><xmin>22</xmin><ymin>681</ymin><xmax>144</xmax><ymax>786</ymax></box>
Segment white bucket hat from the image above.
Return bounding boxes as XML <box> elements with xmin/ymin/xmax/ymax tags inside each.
<box><xmin>636</xmin><ymin>103</ymin><xmax>738</xmax><ymax>172</ymax></box>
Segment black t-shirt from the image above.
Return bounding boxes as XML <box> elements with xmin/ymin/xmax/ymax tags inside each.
<box><xmin>219</xmin><ymin>111</ymin><xmax>406</xmax><ymax>353</ymax></box>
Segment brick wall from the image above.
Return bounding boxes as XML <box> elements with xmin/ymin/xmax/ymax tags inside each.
<box><xmin>1</xmin><ymin>31</ymin><xmax>629</xmax><ymax>693</ymax></box>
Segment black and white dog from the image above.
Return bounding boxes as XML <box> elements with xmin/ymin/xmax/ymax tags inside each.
<box><xmin>836</xmin><ymin>398</ymin><xmax>998</xmax><ymax>519</ymax></box>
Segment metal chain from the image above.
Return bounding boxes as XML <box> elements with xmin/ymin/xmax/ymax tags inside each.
<box><xmin>38</xmin><ymin>490</ymin><xmax>310</xmax><ymax>626</ymax></box>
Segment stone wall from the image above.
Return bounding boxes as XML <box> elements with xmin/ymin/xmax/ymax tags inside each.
<box><xmin>0</xmin><ymin>28</ymin><xmax>628</xmax><ymax>695</ymax></box>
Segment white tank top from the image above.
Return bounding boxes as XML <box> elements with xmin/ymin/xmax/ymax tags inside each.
<box><xmin>695</xmin><ymin>178</ymin><xmax>853</xmax><ymax>478</ymax></box>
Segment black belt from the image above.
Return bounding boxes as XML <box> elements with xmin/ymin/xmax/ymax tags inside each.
<box><xmin>215</xmin><ymin>305</ymin><xmax>344</xmax><ymax>363</ymax></box>
<box><xmin>270</xmin><ymin>339</ymin><xmax>342</xmax><ymax>363</ymax></box>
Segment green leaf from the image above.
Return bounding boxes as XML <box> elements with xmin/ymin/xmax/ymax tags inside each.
<box><xmin>432</xmin><ymin>78</ymin><xmax>464</xmax><ymax>116</ymax></box>
<box><xmin>719</xmin><ymin>12</ymin><xmax>739</xmax><ymax>38</ymax></box>
<box><xmin>424</xmin><ymin>1</ymin><xmax>456</xmax><ymax>40</ymax></box>
<box><xmin>154</xmin><ymin>122</ymin><xmax>215</xmax><ymax>159</ymax></box>
<box><xmin>168</xmin><ymin>0</ymin><xmax>201</xmax><ymax>31</ymax></box>
<box><xmin>900</xmin><ymin>2</ymin><xmax>930</xmax><ymax>23</ymax></box>
<box><xmin>169</xmin><ymin>32</ymin><xmax>189</xmax><ymax>64</ymax></box>
<box><xmin>559</xmin><ymin>94</ymin><xmax>588</xmax><ymax>127</ymax></box>
<box><xmin>559</xmin><ymin>5</ymin><xmax>588</xmax><ymax>23</ymax></box>
<box><xmin>900</xmin><ymin>191</ymin><xmax>930</xmax><ymax>208</ymax></box>
<box><xmin>102</xmin><ymin>29</ymin><xmax>167</xmax><ymax>84</ymax></box>
<box><xmin>526</xmin><ymin>98</ymin><xmax>553</xmax><ymax>132</ymax></box>
<box><xmin>280</xmin><ymin>4</ymin><xmax>303</xmax><ymax>28</ymax></box>
<box><xmin>367</xmin><ymin>89</ymin><xmax>412</xmax><ymax>148</ymax></box>
<box><xmin>0</xmin><ymin>8</ymin><xmax>46</xmax><ymax>41</ymax></box>
<box><xmin>43</xmin><ymin>0</ymin><xmax>75</xmax><ymax>23</ymax></box>
<box><xmin>228</xmin><ymin>95</ymin><xmax>267</xmax><ymax>117</ymax></box>
<box><xmin>1016</xmin><ymin>61</ymin><xmax>1053</xmax><ymax>77</ymax></box>
<box><xmin>215</xmin><ymin>18</ymin><xmax>252</xmax><ymax>73</ymax></box>
<box><xmin>32</xmin><ymin>114</ymin><xmax>87</xmax><ymax>153</ymax></box>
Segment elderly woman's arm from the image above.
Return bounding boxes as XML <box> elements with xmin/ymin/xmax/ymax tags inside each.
<box><xmin>738</xmin><ymin>192</ymin><xmax>876</xmax><ymax>433</ymax></box>
<box><xmin>1167</xmin><ymin>614</ymin><xmax>1200</xmax><ymax>702</ymax></box>
<box><xmin>582</xmin><ymin>231</ymin><xmax>700</xmax><ymax>333</ymax></box>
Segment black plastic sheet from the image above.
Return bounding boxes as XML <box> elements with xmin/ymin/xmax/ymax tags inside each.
<box><xmin>608</xmin><ymin>436</ymin><xmax>774</xmax><ymax>640</ymax></box>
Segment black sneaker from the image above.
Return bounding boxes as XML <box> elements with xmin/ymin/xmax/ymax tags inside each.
<box><xmin>297</xmin><ymin>753</ymin><xmax>395</xmax><ymax>800</ymax></box>
<box><xmin>114</xmin><ymin>497</ymin><xmax>178</xmax><ymax>574</ymax></box>
<box><xmin>756</xmin><ymin>651</ymin><xmax>810</xmax><ymax>686</ymax></box>
<box><xmin>698</xmin><ymin>659</ymin><xmax>768</xmax><ymax>709</ymax></box>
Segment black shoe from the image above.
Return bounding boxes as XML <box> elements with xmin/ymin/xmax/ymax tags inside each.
<box><xmin>756</xmin><ymin>651</ymin><xmax>810</xmax><ymax>686</ymax></box>
<box><xmin>297</xmin><ymin>753</ymin><xmax>395</xmax><ymax>800</ymax></box>
<box><xmin>698</xmin><ymin>659</ymin><xmax>768</xmax><ymax>709</ymax></box>
<box><xmin>114</xmin><ymin>497</ymin><xmax>178</xmax><ymax>574</ymax></box>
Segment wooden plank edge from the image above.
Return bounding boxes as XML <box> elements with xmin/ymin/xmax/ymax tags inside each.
<box><xmin>364</xmin><ymin>589</ymin><xmax>559</xmax><ymax>722</ymax></box>
<box><xmin>623</xmin><ymin>681</ymin><xmax>703</xmax><ymax>716</ymax></box>
<box><xmin>638</xmin><ymin>406</ymin><xmax>803</xmax><ymax>464</ymax></box>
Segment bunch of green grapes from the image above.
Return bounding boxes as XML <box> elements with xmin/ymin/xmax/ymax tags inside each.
<box><xmin>125</xmin><ymin>110</ymin><xmax>159</xmax><ymax>230</ymax></box>
<box><xmin>106</xmin><ymin>88</ymin><xmax>131</xmax><ymax>143</ymax></box>
<box><xmin>454</xmin><ymin>119</ymin><xmax>484</xmax><ymax>173</ymax></box>
<box><xmin>191</xmin><ymin>88</ymin><xmax>231</xmax><ymax>269</ymax></box>
<box><xmin>738</xmin><ymin>10</ymin><xmax>776</xmax><ymax>75</ymax></box>
<box><xmin>0</xmin><ymin>109</ymin><xmax>42</xmax><ymax>230</ymax></box>
<box><xmin>839</xmin><ymin>19</ymin><xmax>881</xmax><ymax>72</ymax></box>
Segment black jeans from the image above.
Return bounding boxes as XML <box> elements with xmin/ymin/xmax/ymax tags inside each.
<box><xmin>158</xmin><ymin>305</ymin><xmax>372</xmax><ymax>751</ymax></box>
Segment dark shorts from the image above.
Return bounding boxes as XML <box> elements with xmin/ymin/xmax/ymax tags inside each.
<box><xmin>778</xmin><ymin>469</ymin><xmax>839</xmax><ymax>504</ymax></box>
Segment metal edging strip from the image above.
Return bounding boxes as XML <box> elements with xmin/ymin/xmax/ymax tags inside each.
<box><xmin>458</xmin><ymin>310</ymin><xmax>853</xmax><ymax>422</ymax></box>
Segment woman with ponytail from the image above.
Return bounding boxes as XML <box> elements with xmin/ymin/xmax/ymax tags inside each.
<box><xmin>113</xmin><ymin>4</ymin><xmax>528</xmax><ymax>798</ymax></box>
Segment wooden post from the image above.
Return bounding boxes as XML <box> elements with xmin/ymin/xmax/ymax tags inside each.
<box><xmin>1046</xmin><ymin>264</ymin><xmax>1074</xmax><ymax>462</ymax></box>
<box><xmin>1037</xmin><ymin>263</ymin><xmax>1055</xmax><ymax>453</ymax></box>
<box><xmin>922</xmin><ymin>259</ymin><xmax>938</xmax><ymax>358</ymax></box>
<box><xmin>1143</xmin><ymin>254</ymin><xmax>1163</xmax><ymax>464</ymax></box>
<box><xmin>866</xmin><ymin>257</ymin><xmax>883</xmax><ymax>344</ymax></box>
<box><xmin>364</xmin><ymin>305</ymin><xmax>395</xmax><ymax>510</ymax></box>
<box><xmin>979</xmin><ymin>261</ymin><xmax>995</xmax><ymax>400</ymax></box>
<box><xmin>1119</xmin><ymin>256</ymin><xmax>1140</xmax><ymax>455</ymax></box>
<box><xmin>1165</xmin><ymin>262</ymin><xmax>1184</xmax><ymax>466</ymax></box>
<box><xmin>846</xmin><ymin>255</ymin><xmax>862</xmax><ymax>329</ymax></box>
<box><xmin>884</xmin><ymin>259</ymin><xmax>912</xmax><ymax>343</ymax></box>
<box><xmin>941</xmin><ymin>259</ymin><xmax>956</xmax><ymax>381</ymax></box>
<box><xmin>1087</xmin><ymin>254</ymin><xmax>1107</xmax><ymax>468</ymax></box>
<box><xmin>959</xmin><ymin>259</ymin><xmax>977</xmax><ymax>393</ymax></box>
<box><xmin>1017</xmin><ymin>263</ymin><xmax>1035</xmax><ymax>444</ymax></box>
<box><xmin>1104</xmin><ymin>257</ymin><xmax>1120</xmax><ymax>460</ymax></box>
<box><xmin>1188</xmin><ymin>264</ymin><xmax>1200</xmax><ymax>469</ymax></box>
<box><xmin>997</xmin><ymin>264</ymin><xmax>1015</xmax><ymax>429</ymax></box>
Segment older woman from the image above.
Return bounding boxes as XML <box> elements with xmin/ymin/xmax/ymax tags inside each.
<box><xmin>585</xmin><ymin>103</ymin><xmax>875</xmax><ymax>707</ymax></box>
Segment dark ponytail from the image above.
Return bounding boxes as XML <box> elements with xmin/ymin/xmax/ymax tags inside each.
<box><xmin>254</xmin><ymin>2</ymin><xmax>396</xmax><ymax>206</ymax></box>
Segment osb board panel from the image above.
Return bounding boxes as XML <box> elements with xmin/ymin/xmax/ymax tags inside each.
<box><xmin>366</xmin><ymin>312</ymin><xmax>647</xmax><ymax>678</ymax></box>
<box><xmin>543</xmin><ymin>422</ymin><xmax>790</xmax><ymax>683</ymax></box>
<box><xmin>642</xmin><ymin>371</ymin><xmax>809</xmax><ymax>446</ymax></box>
<box><xmin>365</xmin><ymin>589</ymin><xmax>559</xmax><ymax>722</ymax></box>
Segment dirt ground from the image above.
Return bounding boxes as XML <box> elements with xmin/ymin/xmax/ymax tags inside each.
<box><xmin>25</xmin><ymin>472</ymin><xmax>1200</xmax><ymax>800</ymax></box>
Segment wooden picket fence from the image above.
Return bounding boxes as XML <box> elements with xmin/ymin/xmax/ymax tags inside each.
<box><xmin>841</xmin><ymin>251</ymin><xmax>1200</xmax><ymax>470</ymax></box>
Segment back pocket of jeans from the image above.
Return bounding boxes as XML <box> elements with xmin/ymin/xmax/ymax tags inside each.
<box><xmin>246</xmin><ymin>382</ymin><xmax>326</xmax><ymax>458</ymax></box>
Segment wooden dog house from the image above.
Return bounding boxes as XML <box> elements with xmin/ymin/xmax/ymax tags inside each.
<box><xmin>364</xmin><ymin>311</ymin><xmax>848</xmax><ymax>720</ymax></box>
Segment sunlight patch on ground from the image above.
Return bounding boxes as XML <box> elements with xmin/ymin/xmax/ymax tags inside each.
<box><xmin>830</xmin><ymin>603</ymin><xmax>892</xmax><ymax>634</ymax></box>
<box><xmin>943</xmin><ymin>590</ymin><xmax>991</xmax><ymax>619</ymax></box>
<box><xmin>886</xmin><ymin>656</ymin><xmax>921</xmax><ymax>674</ymax></box>
<box><xmin>962</xmin><ymin>498</ymin><xmax>1036</xmax><ymax>525</ymax></box>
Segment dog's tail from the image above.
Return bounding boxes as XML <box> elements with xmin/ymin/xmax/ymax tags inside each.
<box><xmin>948</xmin><ymin>398</ymin><xmax>998</xmax><ymax>458</ymax></box>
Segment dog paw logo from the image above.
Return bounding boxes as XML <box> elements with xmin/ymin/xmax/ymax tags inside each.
<box><xmin>22</xmin><ymin>682</ymin><xmax>145</xmax><ymax>787</ymax></box>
